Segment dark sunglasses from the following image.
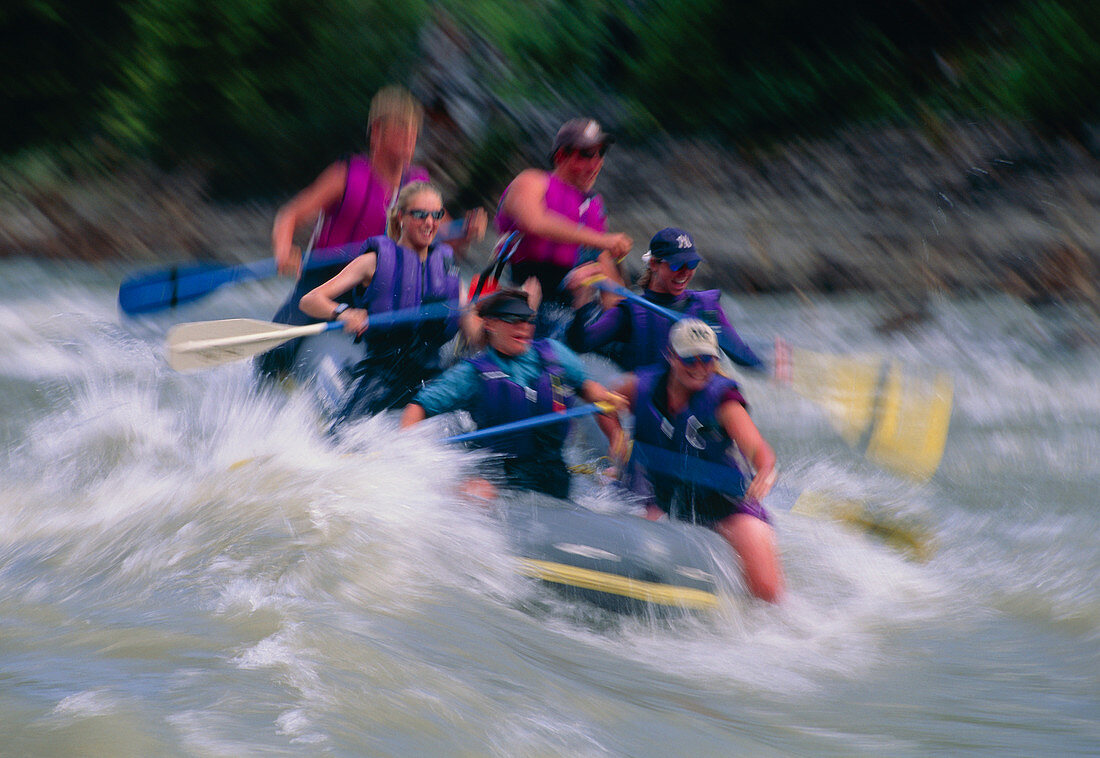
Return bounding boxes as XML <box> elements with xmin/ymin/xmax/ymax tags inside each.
<box><xmin>493</xmin><ymin>313</ymin><xmax>536</xmax><ymax>325</ymax></box>
<box><xmin>573</xmin><ymin>145</ymin><xmax>608</xmax><ymax>159</ymax></box>
<box><xmin>676</xmin><ymin>353</ymin><xmax>716</xmax><ymax>367</ymax></box>
<box><xmin>406</xmin><ymin>208</ymin><xmax>445</xmax><ymax>220</ymax></box>
<box><xmin>662</xmin><ymin>259</ymin><xmax>700</xmax><ymax>272</ymax></box>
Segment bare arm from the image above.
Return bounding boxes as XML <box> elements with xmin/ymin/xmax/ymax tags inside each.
<box><xmin>502</xmin><ymin>170</ymin><xmax>632</xmax><ymax>257</ymax></box>
<box><xmin>439</xmin><ymin>208</ymin><xmax>488</xmax><ymax>260</ymax></box>
<box><xmin>581</xmin><ymin>378</ymin><xmax>631</xmax><ymax>463</ymax></box>
<box><xmin>579</xmin><ymin>380</ymin><xmax>628</xmax><ymax>411</ymax></box>
<box><xmin>400</xmin><ymin>403</ymin><xmax>427</xmax><ymax>428</ymax></box>
<box><xmin>272</xmin><ymin>162</ymin><xmax>349</xmax><ymax>275</ymax></box>
<box><xmin>716</xmin><ymin>401</ymin><xmax>777</xmax><ymax>501</ymax></box>
<box><xmin>298</xmin><ymin>253</ymin><xmax>377</xmax><ymax>334</ymax></box>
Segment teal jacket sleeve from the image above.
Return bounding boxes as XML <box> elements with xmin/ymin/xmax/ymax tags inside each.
<box><xmin>412</xmin><ymin>360</ymin><xmax>480</xmax><ymax>417</ymax></box>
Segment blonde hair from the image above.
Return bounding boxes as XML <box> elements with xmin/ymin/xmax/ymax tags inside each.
<box><xmin>386</xmin><ymin>181</ymin><xmax>442</xmax><ymax>240</ymax></box>
<box><xmin>368</xmin><ymin>85</ymin><xmax>423</xmax><ymax>136</ymax></box>
<box><xmin>637</xmin><ymin>254</ymin><xmax>658</xmax><ymax>289</ymax></box>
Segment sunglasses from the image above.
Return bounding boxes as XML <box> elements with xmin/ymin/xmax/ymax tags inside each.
<box><xmin>492</xmin><ymin>313</ymin><xmax>536</xmax><ymax>325</ymax></box>
<box><xmin>676</xmin><ymin>353</ymin><xmax>717</xmax><ymax>367</ymax></box>
<box><xmin>406</xmin><ymin>208</ymin><xmax>445</xmax><ymax>220</ymax></box>
<box><xmin>662</xmin><ymin>259</ymin><xmax>700</xmax><ymax>272</ymax></box>
<box><xmin>573</xmin><ymin>145</ymin><xmax>608</xmax><ymax>159</ymax></box>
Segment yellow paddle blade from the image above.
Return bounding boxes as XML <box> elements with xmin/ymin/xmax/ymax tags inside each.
<box><xmin>865</xmin><ymin>365</ymin><xmax>953</xmax><ymax>482</ymax></box>
<box><xmin>786</xmin><ymin>347</ymin><xmax>883</xmax><ymax>446</ymax></box>
<box><xmin>783</xmin><ymin>346</ymin><xmax>952</xmax><ymax>482</ymax></box>
<box><xmin>792</xmin><ymin>490</ymin><xmax>935</xmax><ymax>562</ymax></box>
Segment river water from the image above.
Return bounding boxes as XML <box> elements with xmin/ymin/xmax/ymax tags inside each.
<box><xmin>1</xmin><ymin>257</ymin><xmax>1097</xmax><ymax>757</ymax></box>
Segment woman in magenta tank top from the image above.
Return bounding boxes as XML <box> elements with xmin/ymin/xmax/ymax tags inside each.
<box><xmin>494</xmin><ymin>119</ymin><xmax>633</xmax><ymax>316</ymax></box>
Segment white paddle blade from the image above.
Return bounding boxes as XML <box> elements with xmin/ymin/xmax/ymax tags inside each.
<box><xmin>167</xmin><ymin>318</ymin><xmax>329</xmax><ymax>372</ymax></box>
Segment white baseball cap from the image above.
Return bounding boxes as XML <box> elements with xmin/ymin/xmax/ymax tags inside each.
<box><xmin>668</xmin><ymin>319</ymin><xmax>720</xmax><ymax>359</ymax></box>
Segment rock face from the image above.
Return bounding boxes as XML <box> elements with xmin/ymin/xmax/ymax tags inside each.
<box><xmin>597</xmin><ymin>123</ymin><xmax>1100</xmax><ymax>310</ymax></box>
<box><xmin>0</xmin><ymin>164</ymin><xmax>270</xmax><ymax>264</ymax></box>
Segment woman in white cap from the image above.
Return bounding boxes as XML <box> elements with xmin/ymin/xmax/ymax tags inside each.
<box><xmin>609</xmin><ymin>318</ymin><xmax>783</xmax><ymax>602</ymax></box>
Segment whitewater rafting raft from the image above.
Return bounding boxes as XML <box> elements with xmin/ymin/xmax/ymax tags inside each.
<box><xmin>274</xmin><ymin>328</ymin><xmax>735</xmax><ymax>614</ymax></box>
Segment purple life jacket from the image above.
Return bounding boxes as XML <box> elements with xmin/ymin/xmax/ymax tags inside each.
<box><xmin>467</xmin><ymin>340</ymin><xmax>575</xmax><ymax>457</ymax></box>
<box><xmin>316</xmin><ymin>155</ymin><xmax>429</xmax><ymax>248</ymax></box>
<box><xmin>619</xmin><ymin>289</ymin><xmax>723</xmax><ymax>371</ymax></box>
<box><xmin>494</xmin><ymin>173</ymin><xmax>606</xmax><ymax>269</ymax></box>
<box><xmin>352</xmin><ymin>235</ymin><xmax>461</xmax><ymax>341</ymax></box>
<box><xmin>630</xmin><ymin>366</ymin><xmax>748</xmax><ymax>500</ymax></box>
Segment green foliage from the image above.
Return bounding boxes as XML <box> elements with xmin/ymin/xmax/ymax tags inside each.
<box><xmin>0</xmin><ymin>0</ymin><xmax>135</xmax><ymax>153</ymax></box>
<box><xmin>109</xmin><ymin>0</ymin><xmax>430</xmax><ymax>195</ymax></box>
<box><xmin>0</xmin><ymin>0</ymin><xmax>429</xmax><ymax>196</ymax></box>
<box><xmin>613</xmin><ymin>0</ymin><xmax>996</xmax><ymax>141</ymax></box>
<box><xmin>441</xmin><ymin>0</ymin><xmax>630</xmax><ymax>101</ymax></box>
<box><xmin>951</xmin><ymin>0</ymin><xmax>1100</xmax><ymax>132</ymax></box>
<box><xmin>2</xmin><ymin>0</ymin><xmax>1097</xmax><ymax>198</ymax></box>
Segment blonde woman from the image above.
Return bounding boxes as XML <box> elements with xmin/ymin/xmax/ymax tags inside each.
<box><xmin>298</xmin><ymin>182</ymin><xmax>465</xmax><ymax>421</ymax></box>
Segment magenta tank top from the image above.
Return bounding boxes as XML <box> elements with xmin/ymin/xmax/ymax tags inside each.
<box><xmin>316</xmin><ymin>155</ymin><xmax>429</xmax><ymax>248</ymax></box>
<box><xmin>495</xmin><ymin>173</ymin><xmax>607</xmax><ymax>269</ymax></box>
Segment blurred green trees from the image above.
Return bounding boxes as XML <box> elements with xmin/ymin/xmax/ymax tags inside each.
<box><xmin>3</xmin><ymin>0</ymin><xmax>428</xmax><ymax>195</ymax></box>
<box><xmin>2</xmin><ymin>0</ymin><xmax>1097</xmax><ymax>197</ymax></box>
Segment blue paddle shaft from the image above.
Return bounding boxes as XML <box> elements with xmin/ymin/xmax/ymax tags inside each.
<box><xmin>445</xmin><ymin>403</ymin><xmax>604</xmax><ymax>444</ymax></box>
<box><xmin>593</xmin><ymin>281</ymin><xmax>764</xmax><ymax>370</ymax></box>
<box><xmin>119</xmin><ymin>242</ymin><xmax>364</xmax><ymax>315</ymax></box>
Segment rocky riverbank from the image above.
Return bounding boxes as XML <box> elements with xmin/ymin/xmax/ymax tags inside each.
<box><xmin>603</xmin><ymin>121</ymin><xmax>1100</xmax><ymax>311</ymax></box>
<box><xmin>3</xmin><ymin>120</ymin><xmax>1098</xmax><ymax>321</ymax></box>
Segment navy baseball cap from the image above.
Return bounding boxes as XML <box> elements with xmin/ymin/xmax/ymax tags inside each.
<box><xmin>476</xmin><ymin>288</ymin><xmax>535</xmax><ymax>319</ymax></box>
<box><xmin>648</xmin><ymin>227</ymin><xmax>702</xmax><ymax>268</ymax></box>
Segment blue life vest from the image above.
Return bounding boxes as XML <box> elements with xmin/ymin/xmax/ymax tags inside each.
<box><xmin>629</xmin><ymin>366</ymin><xmax>748</xmax><ymax>517</ymax></box>
<box><xmin>354</xmin><ymin>235</ymin><xmax>459</xmax><ymax>325</ymax></box>
<box><xmin>467</xmin><ymin>340</ymin><xmax>575</xmax><ymax>459</ymax></box>
<box><xmin>349</xmin><ymin>235</ymin><xmax>461</xmax><ymax>359</ymax></box>
<box><xmin>256</xmin><ymin>234</ymin><xmax>458</xmax><ymax>377</ymax></box>
<box><xmin>619</xmin><ymin>290</ymin><xmax>723</xmax><ymax>370</ymax></box>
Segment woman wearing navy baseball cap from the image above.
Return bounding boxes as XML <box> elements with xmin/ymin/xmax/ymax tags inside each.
<box><xmin>566</xmin><ymin>227</ymin><xmax>763</xmax><ymax>372</ymax></box>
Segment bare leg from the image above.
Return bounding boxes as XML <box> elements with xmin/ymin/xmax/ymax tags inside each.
<box><xmin>459</xmin><ymin>477</ymin><xmax>498</xmax><ymax>505</ymax></box>
<box><xmin>715</xmin><ymin>513</ymin><xmax>784</xmax><ymax>603</ymax></box>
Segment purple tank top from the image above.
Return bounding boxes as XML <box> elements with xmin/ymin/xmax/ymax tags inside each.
<box><xmin>494</xmin><ymin>173</ymin><xmax>606</xmax><ymax>269</ymax></box>
<box><xmin>316</xmin><ymin>155</ymin><xmax>429</xmax><ymax>248</ymax></box>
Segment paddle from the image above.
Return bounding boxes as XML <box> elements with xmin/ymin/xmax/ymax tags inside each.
<box><xmin>789</xmin><ymin>489</ymin><xmax>934</xmax><ymax>562</ymax></box>
<box><xmin>591</xmin><ymin>279</ymin><xmax>764</xmax><ymax>369</ymax></box>
<box><xmin>167</xmin><ymin>301</ymin><xmax>458</xmax><ymax>372</ymax></box>
<box><xmin>775</xmin><ymin>341</ymin><xmax>953</xmax><ymax>483</ymax></box>
<box><xmin>445</xmin><ymin>401</ymin><xmax>614</xmax><ymax>444</ymax></box>
<box><xmin>119</xmin><ymin>242</ymin><xmax>365</xmax><ymax>316</ymax></box>
<box><xmin>591</xmin><ymin>278</ymin><xmax>951</xmax><ymax>482</ymax></box>
<box><xmin>469</xmin><ymin>232</ymin><xmax>522</xmax><ymax>303</ymax></box>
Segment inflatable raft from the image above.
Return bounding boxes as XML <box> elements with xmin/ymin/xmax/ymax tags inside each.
<box><xmin>498</xmin><ymin>493</ymin><xmax>733</xmax><ymax>614</ymax></box>
<box><xmin>280</xmin><ymin>322</ymin><xmax>368</xmax><ymax>420</ymax></box>
<box><xmin>272</xmin><ymin>331</ymin><xmax>736</xmax><ymax>614</ymax></box>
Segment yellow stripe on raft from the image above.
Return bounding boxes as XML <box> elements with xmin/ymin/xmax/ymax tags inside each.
<box><xmin>516</xmin><ymin>558</ymin><xmax>720</xmax><ymax>610</ymax></box>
